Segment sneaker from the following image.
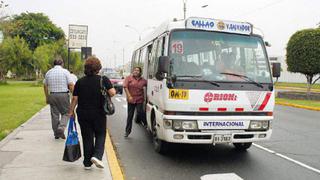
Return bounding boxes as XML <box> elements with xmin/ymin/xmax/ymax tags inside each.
<box><xmin>90</xmin><ymin>157</ymin><xmax>104</xmax><ymax>168</ymax></box>
<box><xmin>84</xmin><ymin>166</ymin><xmax>92</xmax><ymax>170</ymax></box>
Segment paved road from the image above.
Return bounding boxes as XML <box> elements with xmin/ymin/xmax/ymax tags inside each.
<box><xmin>108</xmin><ymin>94</ymin><xmax>320</xmax><ymax>180</ymax></box>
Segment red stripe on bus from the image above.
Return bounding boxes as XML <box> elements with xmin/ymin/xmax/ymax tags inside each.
<box><xmin>235</xmin><ymin>108</ymin><xmax>244</xmax><ymax>112</ymax></box>
<box><xmin>217</xmin><ymin>108</ymin><xmax>227</xmax><ymax>112</ymax></box>
<box><xmin>199</xmin><ymin>107</ymin><xmax>209</xmax><ymax>111</ymax></box>
<box><xmin>258</xmin><ymin>92</ymin><xmax>272</xmax><ymax>111</ymax></box>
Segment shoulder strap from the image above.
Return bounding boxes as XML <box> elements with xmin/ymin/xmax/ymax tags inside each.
<box><xmin>100</xmin><ymin>76</ymin><xmax>107</xmax><ymax>95</ymax></box>
<box><xmin>100</xmin><ymin>76</ymin><xmax>103</xmax><ymax>89</ymax></box>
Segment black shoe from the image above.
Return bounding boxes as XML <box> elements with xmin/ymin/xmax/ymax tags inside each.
<box><xmin>124</xmin><ymin>132</ymin><xmax>129</xmax><ymax>138</ymax></box>
<box><xmin>57</xmin><ymin>128</ymin><xmax>66</xmax><ymax>139</ymax></box>
<box><xmin>54</xmin><ymin>136</ymin><xmax>59</xmax><ymax>139</ymax></box>
<box><xmin>135</xmin><ymin>120</ymin><xmax>141</xmax><ymax>124</ymax></box>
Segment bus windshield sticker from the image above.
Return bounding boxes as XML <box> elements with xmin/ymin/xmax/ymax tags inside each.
<box><xmin>171</xmin><ymin>41</ymin><xmax>184</xmax><ymax>54</ymax></box>
<box><xmin>169</xmin><ymin>89</ymin><xmax>189</xmax><ymax>100</ymax></box>
<box><xmin>186</xmin><ymin>17</ymin><xmax>252</xmax><ymax>35</ymax></box>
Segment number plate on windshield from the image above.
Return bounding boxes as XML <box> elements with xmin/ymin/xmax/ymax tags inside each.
<box><xmin>213</xmin><ymin>134</ymin><xmax>232</xmax><ymax>144</ymax></box>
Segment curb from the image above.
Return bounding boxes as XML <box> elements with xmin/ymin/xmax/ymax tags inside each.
<box><xmin>276</xmin><ymin>102</ymin><xmax>320</xmax><ymax>111</ymax></box>
<box><xmin>276</xmin><ymin>87</ymin><xmax>320</xmax><ymax>93</ymax></box>
<box><xmin>105</xmin><ymin>130</ymin><xmax>125</xmax><ymax>180</ymax></box>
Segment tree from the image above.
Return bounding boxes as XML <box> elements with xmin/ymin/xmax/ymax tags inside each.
<box><xmin>286</xmin><ymin>28</ymin><xmax>320</xmax><ymax>94</ymax></box>
<box><xmin>33</xmin><ymin>39</ymin><xmax>66</xmax><ymax>74</ymax></box>
<box><xmin>33</xmin><ymin>40</ymin><xmax>84</xmax><ymax>76</ymax></box>
<box><xmin>5</xmin><ymin>12</ymin><xmax>65</xmax><ymax>51</ymax></box>
<box><xmin>68</xmin><ymin>50</ymin><xmax>84</xmax><ymax>75</ymax></box>
<box><xmin>0</xmin><ymin>36</ymin><xmax>33</xmax><ymax>79</ymax></box>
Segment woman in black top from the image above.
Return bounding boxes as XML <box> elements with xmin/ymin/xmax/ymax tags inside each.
<box><xmin>68</xmin><ymin>56</ymin><xmax>116</xmax><ymax>169</ymax></box>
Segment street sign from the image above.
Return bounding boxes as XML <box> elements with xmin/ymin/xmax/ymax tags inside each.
<box><xmin>68</xmin><ymin>24</ymin><xmax>88</xmax><ymax>48</ymax></box>
<box><xmin>81</xmin><ymin>47</ymin><xmax>92</xmax><ymax>60</ymax></box>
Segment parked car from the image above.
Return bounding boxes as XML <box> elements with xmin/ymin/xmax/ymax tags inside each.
<box><xmin>104</xmin><ymin>72</ymin><xmax>123</xmax><ymax>94</ymax></box>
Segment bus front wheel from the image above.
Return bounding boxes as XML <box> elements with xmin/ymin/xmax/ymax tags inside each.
<box><xmin>152</xmin><ymin>116</ymin><xmax>168</xmax><ymax>154</ymax></box>
<box><xmin>233</xmin><ymin>142</ymin><xmax>252</xmax><ymax>151</ymax></box>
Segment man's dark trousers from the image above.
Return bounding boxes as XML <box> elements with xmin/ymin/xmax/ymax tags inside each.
<box><xmin>125</xmin><ymin>103</ymin><xmax>146</xmax><ymax>135</ymax></box>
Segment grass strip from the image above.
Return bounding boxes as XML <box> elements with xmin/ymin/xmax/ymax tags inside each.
<box><xmin>276</xmin><ymin>98</ymin><xmax>320</xmax><ymax>109</ymax></box>
<box><xmin>0</xmin><ymin>81</ymin><xmax>45</xmax><ymax>140</ymax></box>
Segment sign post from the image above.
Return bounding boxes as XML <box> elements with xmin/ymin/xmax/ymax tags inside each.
<box><xmin>68</xmin><ymin>24</ymin><xmax>88</xmax><ymax>70</ymax></box>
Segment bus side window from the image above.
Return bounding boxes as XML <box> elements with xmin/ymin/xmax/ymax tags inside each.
<box><xmin>140</xmin><ymin>46</ymin><xmax>148</xmax><ymax>78</ymax></box>
<box><xmin>135</xmin><ymin>50</ymin><xmax>141</xmax><ymax>68</ymax></box>
<box><xmin>153</xmin><ymin>37</ymin><xmax>164</xmax><ymax>78</ymax></box>
<box><xmin>131</xmin><ymin>52</ymin><xmax>136</xmax><ymax>72</ymax></box>
<box><xmin>145</xmin><ymin>44</ymin><xmax>153</xmax><ymax>78</ymax></box>
<box><xmin>148</xmin><ymin>40</ymin><xmax>159</xmax><ymax>79</ymax></box>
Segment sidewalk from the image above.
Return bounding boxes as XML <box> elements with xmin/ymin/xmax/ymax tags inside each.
<box><xmin>0</xmin><ymin>106</ymin><xmax>112</xmax><ymax>180</ymax></box>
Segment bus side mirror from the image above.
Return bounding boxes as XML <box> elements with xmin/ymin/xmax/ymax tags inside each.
<box><xmin>265</xmin><ymin>41</ymin><xmax>271</xmax><ymax>47</ymax></box>
<box><xmin>156</xmin><ymin>56</ymin><xmax>170</xmax><ymax>80</ymax></box>
<box><xmin>271</xmin><ymin>62</ymin><xmax>281</xmax><ymax>78</ymax></box>
<box><xmin>158</xmin><ymin>56</ymin><xmax>169</xmax><ymax>73</ymax></box>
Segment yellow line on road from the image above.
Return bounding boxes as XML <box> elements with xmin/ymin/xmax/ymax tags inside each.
<box><xmin>105</xmin><ymin>130</ymin><xmax>125</xmax><ymax>180</ymax></box>
<box><xmin>276</xmin><ymin>102</ymin><xmax>320</xmax><ymax>111</ymax></box>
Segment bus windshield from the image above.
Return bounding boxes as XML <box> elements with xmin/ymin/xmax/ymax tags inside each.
<box><xmin>169</xmin><ymin>30</ymin><xmax>272</xmax><ymax>83</ymax></box>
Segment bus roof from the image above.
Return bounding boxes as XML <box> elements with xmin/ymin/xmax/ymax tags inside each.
<box><xmin>135</xmin><ymin>17</ymin><xmax>255</xmax><ymax>49</ymax></box>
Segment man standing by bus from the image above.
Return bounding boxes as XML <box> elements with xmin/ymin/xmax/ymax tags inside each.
<box><xmin>123</xmin><ymin>67</ymin><xmax>147</xmax><ymax>138</ymax></box>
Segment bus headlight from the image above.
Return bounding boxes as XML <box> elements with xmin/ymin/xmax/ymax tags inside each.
<box><xmin>173</xmin><ymin>120</ymin><xmax>198</xmax><ymax>130</ymax></box>
<box><xmin>163</xmin><ymin>120</ymin><xmax>172</xmax><ymax>129</ymax></box>
<box><xmin>249</xmin><ymin>120</ymin><xmax>269</xmax><ymax>130</ymax></box>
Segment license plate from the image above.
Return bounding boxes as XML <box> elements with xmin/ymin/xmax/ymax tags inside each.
<box><xmin>169</xmin><ymin>89</ymin><xmax>189</xmax><ymax>100</ymax></box>
<box><xmin>213</xmin><ymin>134</ymin><xmax>232</xmax><ymax>143</ymax></box>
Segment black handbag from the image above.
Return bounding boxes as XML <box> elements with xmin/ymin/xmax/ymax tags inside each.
<box><xmin>63</xmin><ymin>117</ymin><xmax>81</xmax><ymax>162</ymax></box>
<box><xmin>100</xmin><ymin>76</ymin><xmax>115</xmax><ymax>115</ymax></box>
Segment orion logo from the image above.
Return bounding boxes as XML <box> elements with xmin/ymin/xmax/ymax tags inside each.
<box><xmin>204</xmin><ymin>92</ymin><xmax>238</xmax><ymax>102</ymax></box>
<box><xmin>204</xmin><ymin>92</ymin><xmax>214</xmax><ymax>102</ymax></box>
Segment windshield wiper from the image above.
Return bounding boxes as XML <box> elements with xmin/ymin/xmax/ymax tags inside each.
<box><xmin>175</xmin><ymin>75</ymin><xmax>220</xmax><ymax>87</ymax></box>
<box><xmin>220</xmin><ymin>72</ymin><xmax>264</xmax><ymax>88</ymax></box>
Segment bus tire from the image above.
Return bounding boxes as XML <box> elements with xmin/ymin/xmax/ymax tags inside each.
<box><xmin>151</xmin><ymin>112</ymin><xmax>168</xmax><ymax>154</ymax></box>
<box><xmin>233</xmin><ymin>142</ymin><xmax>252</xmax><ymax>151</ymax></box>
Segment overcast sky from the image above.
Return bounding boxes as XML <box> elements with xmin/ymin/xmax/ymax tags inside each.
<box><xmin>4</xmin><ymin>0</ymin><xmax>320</xmax><ymax>68</ymax></box>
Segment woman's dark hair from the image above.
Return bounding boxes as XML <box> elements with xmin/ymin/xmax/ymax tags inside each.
<box><xmin>134</xmin><ymin>67</ymin><xmax>142</xmax><ymax>73</ymax></box>
<box><xmin>84</xmin><ymin>56</ymin><xmax>102</xmax><ymax>76</ymax></box>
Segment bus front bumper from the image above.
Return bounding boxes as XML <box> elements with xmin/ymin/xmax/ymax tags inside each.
<box><xmin>159</xmin><ymin>129</ymin><xmax>272</xmax><ymax>144</ymax></box>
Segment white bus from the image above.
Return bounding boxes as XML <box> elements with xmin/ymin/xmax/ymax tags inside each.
<box><xmin>131</xmin><ymin>17</ymin><xmax>280</xmax><ymax>153</ymax></box>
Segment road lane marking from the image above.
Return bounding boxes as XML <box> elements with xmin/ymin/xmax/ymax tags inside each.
<box><xmin>105</xmin><ymin>130</ymin><xmax>125</xmax><ymax>180</ymax></box>
<box><xmin>253</xmin><ymin>143</ymin><xmax>320</xmax><ymax>175</ymax></box>
<box><xmin>115</xmin><ymin>98</ymin><xmax>121</xmax><ymax>102</ymax></box>
<box><xmin>201</xmin><ymin>173</ymin><xmax>243</xmax><ymax>180</ymax></box>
